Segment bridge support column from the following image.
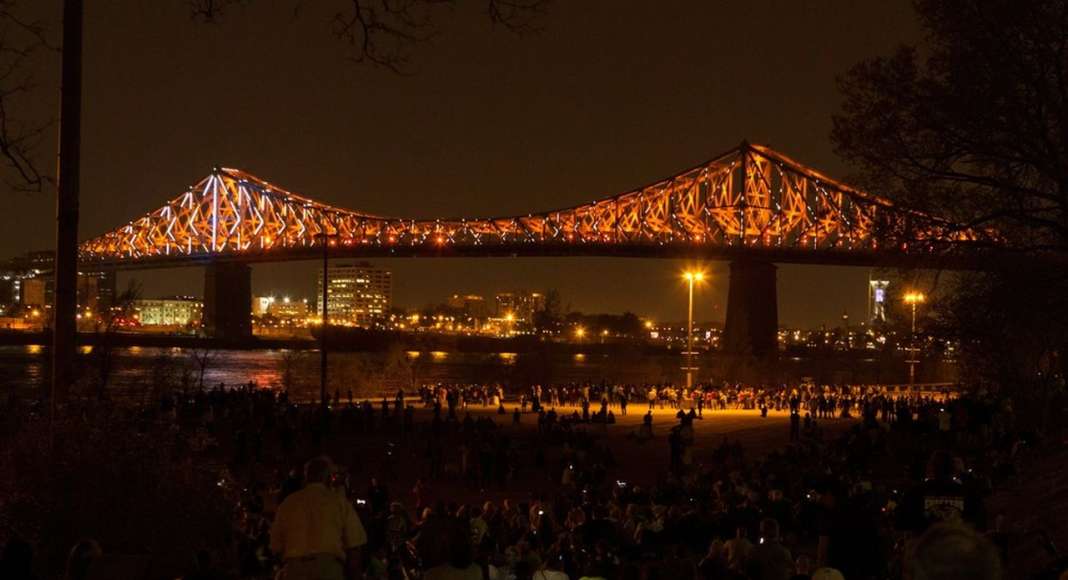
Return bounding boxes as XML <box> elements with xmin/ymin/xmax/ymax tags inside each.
<box><xmin>203</xmin><ymin>262</ymin><xmax>251</xmax><ymax>340</ymax></box>
<box><xmin>722</xmin><ymin>260</ymin><xmax>778</xmax><ymax>378</ymax></box>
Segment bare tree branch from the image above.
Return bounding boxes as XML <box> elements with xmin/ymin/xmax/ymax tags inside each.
<box><xmin>0</xmin><ymin>0</ymin><xmax>51</xmax><ymax>192</ymax></box>
<box><xmin>193</xmin><ymin>1</ymin><xmax>549</xmax><ymax>72</ymax></box>
<box><xmin>487</xmin><ymin>0</ymin><xmax>548</xmax><ymax>34</ymax></box>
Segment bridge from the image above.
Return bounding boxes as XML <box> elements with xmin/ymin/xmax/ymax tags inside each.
<box><xmin>74</xmin><ymin>142</ymin><xmax>995</xmax><ymax>355</ymax></box>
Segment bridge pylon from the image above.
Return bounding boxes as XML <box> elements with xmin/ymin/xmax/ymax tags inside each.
<box><xmin>203</xmin><ymin>262</ymin><xmax>252</xmax><ymax>341</ymax></box>
<box><xmin>722</xmin><ymin>259</ymin><xmax>779</xmax><ymax>380</ymax></box>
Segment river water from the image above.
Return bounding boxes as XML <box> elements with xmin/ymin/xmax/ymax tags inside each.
<box><xmin>0</xmin><ymin>344</ymin><xmax>956</xmax><ymax>400</ymax></box>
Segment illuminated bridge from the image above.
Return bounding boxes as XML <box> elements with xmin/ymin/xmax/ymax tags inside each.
<box><xmin>76</xmin><ymin>142</ymin><xmax>996</xmax><ymax>352</ymax></box>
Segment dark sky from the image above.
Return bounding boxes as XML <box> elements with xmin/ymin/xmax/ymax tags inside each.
<box><xmin>5</xmin><ymin>0</ymin><xmax>921</xmax><ymax>326</ymax></box>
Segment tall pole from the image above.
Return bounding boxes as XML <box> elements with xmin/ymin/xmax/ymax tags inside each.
<box><xmin>686</xmin><ymin>277</ymin><xmax>694</xmax><ymax>389</ymax></box>
<box><xmin>320</xmin><ymin>236</ymin><xmax>329</xmax><ymax>410</ymax></box>
<box><xmin>909</xmin><ymin>301</ymin><xmax>917</xmax><ymax>386</ymax></box>
<box><xmin>53</xmin><ymin>0</ymin><xmax>84</xmax><ymax>418</ymax></box>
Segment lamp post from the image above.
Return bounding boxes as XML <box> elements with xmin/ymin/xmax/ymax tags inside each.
<box><xmin>683</xmin><ymin>270</ymin><xmax>705</xmax><ymax>389</ymax></box>
<box><xmin>903</xmin><ymin>291</ymin><xmax>925</xmax><ymax>385</ymax></box>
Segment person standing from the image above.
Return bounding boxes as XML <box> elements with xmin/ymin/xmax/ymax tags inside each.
<box><xmin>271</xmin><ymin>456</ymin><xmax>368</xmax><ymax>580</ymax></box>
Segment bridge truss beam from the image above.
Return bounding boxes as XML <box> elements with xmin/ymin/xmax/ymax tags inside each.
<box><xmin>79</xmin><ymin>143</ymin><xmax>994</xmax><ymax>268</ymax></box>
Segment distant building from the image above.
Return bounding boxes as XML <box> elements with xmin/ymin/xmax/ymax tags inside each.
<box><xmin>252</xmin><ymin>296</ymin><xmax>273</xmax><ymax>317</ymax></box>
<box><xmin>268</xmin><ymin>297</ymin><xmax>309</xmax><ymax>320</ymax></box>
<box><xmin>495</xmin><ymin>291</ymin><xmax>546</xmax><ymax>323</ymax></box>
<box><xmin>447</xmin><ymin>294</ymin><xmax>490</xmax><ymax>320</ymax></box>
<box><xmin>317</xmin><ymin>262</ymin><xmax>391</xmax><ymax>326</ymax></box>
<box><xmin>77</xmin><ymin>270</ymin><xmax>116</xmax><ymax>311</ymax></box>
<box><xmin>869</xmin><ymin>279</ymin><xmax>890</xmax><ymax>324</ymax></box>
<box><xmin>0</xmin><ymin>274</ymin><xmax>20</xmax><ymax>306</ymax></box>
<box><xmin>21</xmin><ymin>278</ymin><xmax>48</xmax><ymax>307</ymax></box>
<box><xmin>134</xmin><ymin>297</ymin><xmax>203</xmax><ymax>327</ymax></box>
<box><xmin>11</xmin><ymin>270</ymin><xmax>114</xmax><ymax>311</ymax></box>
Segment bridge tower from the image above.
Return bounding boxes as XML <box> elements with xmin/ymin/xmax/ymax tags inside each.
<box><xmin>203</xmin><ymin>262</ymin><xmax>252</xmax><ymax>340</ymax></box>
<box><xmin>722</xmin><ymin>260</ymin><xmax>779</xmax><ymax>374</ymax></box>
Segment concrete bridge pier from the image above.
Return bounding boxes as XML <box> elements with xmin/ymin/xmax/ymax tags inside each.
<box><xmin>203</xmin><ymin>262</ymin><xmax>252</xmax><ymax>340</ymax></box>
<box><xmin>722</xmin><ymin>260</ymin><xmax>778</xmax><ymax>379</ymax></box>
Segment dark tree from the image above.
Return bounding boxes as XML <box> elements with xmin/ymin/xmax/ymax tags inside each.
<box><xmin>831</xmin><ymin>0</ymin><xmax>1068</xmax><ymax>251</ymax></box>
<box><xmin>832</xmin><ymin>0</ymin><xmax>1068</xmax><ymax>388</ymax></box>
<box><xmin>532</xmin><ymin>288</ymin><xmax>564</xmax><ymax>333</ymax></box>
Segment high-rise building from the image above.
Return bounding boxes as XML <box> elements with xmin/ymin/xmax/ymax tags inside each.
<box><xmin>77</xmin><ymin>270</ymin><xmax>117</xmax><ymax>311</ymax></box>
<box><xmin>317</xmin><ymin>262</ymin><xmax>391</xmax><ymax>326</ymax></box>
<box><xmin>21</xmin><ymin>278</ymin><xmax>49</xmax><ymax>307</ymax></box>
<box><xmin>447</xmin><ymin>294</ymin><xmax>490</xmax><ymax>320</ymax></box>
<box><xmin>252</xmin><ymin>296</ymin><xmax>274</xmax><ymax>316</ymax></box>
<box><xmin>494</xmin><ymin>291</ymin><xmax>546</xmax><ymax>323</ymax></box>
<box><xmin>869</xmin><ymin>279</ymin><xmax>889</xmax><ymax>324</ymax></box>
<box><xmin>14</xmin><ymin>270</ymin><xmax>114</xmax><ymax>311</ymax></box>
<box><xmin>0</xmin><ymin>274</ymin><xmax>20</xmax><ymax>306</ymax></box>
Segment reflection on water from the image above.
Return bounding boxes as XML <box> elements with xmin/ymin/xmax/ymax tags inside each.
<box><xmin>0</xmin><ymin>345</ymin><xmax>953</xmax><ymax>395</ymax></box>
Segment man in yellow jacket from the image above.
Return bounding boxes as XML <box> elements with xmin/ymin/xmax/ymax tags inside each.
<box><xmin>271</xmin><ymin>456</ymin><xmax>367</xmax><ymax>580</ymax></box>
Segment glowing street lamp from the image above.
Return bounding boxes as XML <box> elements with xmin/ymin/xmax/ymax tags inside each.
<box><xmin>682</xmin><ymin>269</ymin><xmax>706</xmax><ymax>389</ymax></box>
<box><xmin>903</xmin><ymin>292</ymin><xmax>925</xmax><ymax>333</ymax></box>
<box><xmin>903</xmin><ymin>291</ymin><xmax>925</xmax><ymax>385</ymax></box>
<box><xmin>574</xmin><ymin>325</ymin><xmax>586</xmax><ymax>341</ymax></box>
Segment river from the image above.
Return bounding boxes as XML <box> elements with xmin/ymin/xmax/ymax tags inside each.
<box><xmin>0</xmin><ymin>344</ymin><xmax>957</xmax><ymax>401</ymax></box>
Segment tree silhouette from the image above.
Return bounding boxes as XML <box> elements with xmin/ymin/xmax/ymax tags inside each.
<box><xmin>832</xmin><ymin>0</ymin><xmax>1068</xmax><ymax>252</ymax></box>
<box><xmin>832</xmin><ymin>0</ymin><xmax>1068</xmax><ymax>385</ymax></box>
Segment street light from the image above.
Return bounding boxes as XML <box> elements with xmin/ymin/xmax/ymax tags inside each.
<box><xmin>574</xmin><ymin>325</ymin><xmax>586</xmax><ymax>341</ymax></box>
<box><xmin>682</xmin><ymin>269</ymin><xmax>706</xmax><ymax>389</ymax></box>
<box><xmin>903</xmin><ymin>291</ymin><xmax>925</xmax><ymax>385</ymax></box>
<box><xmin>504</xmin><ymin>312</ymin><xmax>515</xmax><ymax>337</ymax></box>
<box><xmin>315</xmin><ymin>231</ymin><xmax>335</xmax><ymax>412</ymax></box>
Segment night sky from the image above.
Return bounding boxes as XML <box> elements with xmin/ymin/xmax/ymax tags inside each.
<box><xmin>5</xmin><ymin>0</ymin><xmax>921</xmax><ymax>326</ymax></box>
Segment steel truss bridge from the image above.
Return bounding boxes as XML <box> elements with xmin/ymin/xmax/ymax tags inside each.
<box><xmin>70</xmin><ymin>142</ymin><xmax>997</xmax><ymax>353</ymax></box>
<box><xmin>79</xmin><ymin>143</ymin><xmax>992</xmax><ymax>269</ymax></box>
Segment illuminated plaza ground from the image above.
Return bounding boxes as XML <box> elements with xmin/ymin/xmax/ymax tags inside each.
<box><xmin>326</xmin><ymin>403</ymin><xmax>857</xmax><ymax>505</ymax></box>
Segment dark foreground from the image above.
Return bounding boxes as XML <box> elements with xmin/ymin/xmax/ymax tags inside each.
<box><xmin>1</xmin><ymin>385</ymin><xmax>1065</xmax><ymax>580</ymax></box>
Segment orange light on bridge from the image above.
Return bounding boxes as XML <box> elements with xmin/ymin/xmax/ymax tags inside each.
<box><xmin>77</xmin><ymin>146</ymin><xmax>995</xmax><ymax>264</ymax></box>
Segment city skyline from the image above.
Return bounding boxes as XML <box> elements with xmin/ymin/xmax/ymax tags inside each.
<box><xmin>108</xmin><ymin>260</ymin><xmax>890</xmax><ymax>328</ymax></box>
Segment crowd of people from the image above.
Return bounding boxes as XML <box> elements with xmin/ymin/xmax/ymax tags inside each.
<box><xmin>2</xmin><ymin>377</ymin><xmax>1058</xmax><ymax>580</ymax></box>
<box><xmin>419</xmin><ymin>381</ymin><xmax>952</xmax><ymax>415</ymax></box>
